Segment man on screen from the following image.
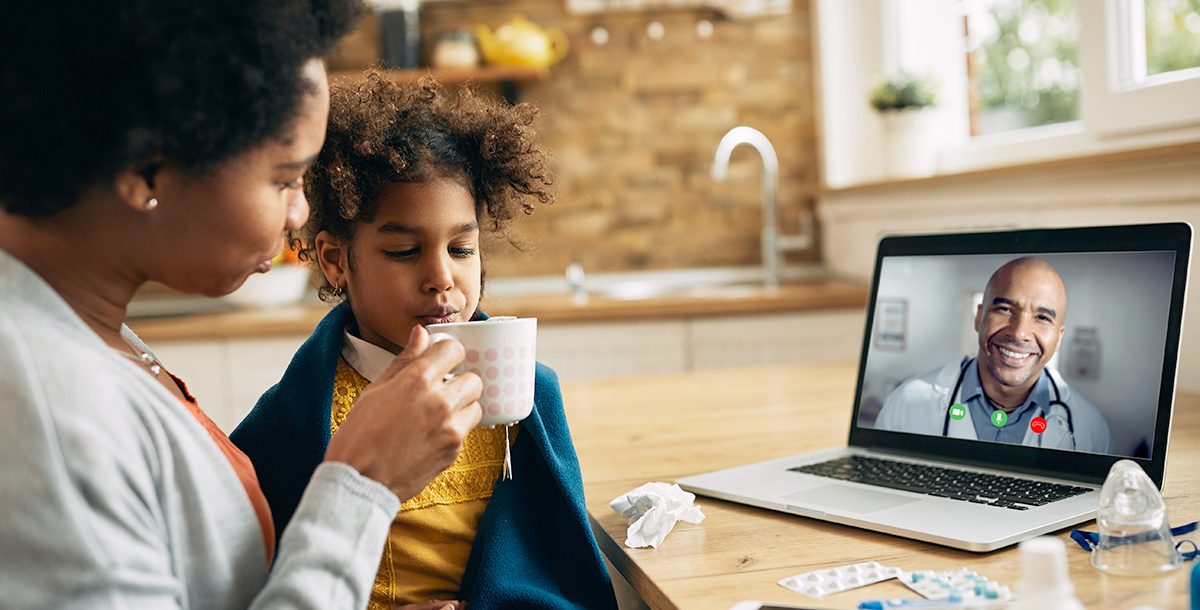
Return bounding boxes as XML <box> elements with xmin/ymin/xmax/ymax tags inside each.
<box><xmin>875</xmin><ymin>257</ymin><xmax>1111</xmax><ymax>452</ymax></box>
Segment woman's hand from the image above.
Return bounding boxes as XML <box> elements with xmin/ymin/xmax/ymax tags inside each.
<box><xmin>326</xmin><ymin>324</ymin><xmax>482</xmax><ymax>501</ymax></box>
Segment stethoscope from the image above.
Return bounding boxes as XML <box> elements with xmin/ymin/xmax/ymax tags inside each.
<box><xmin>942</xmin><ymin>357</ymin><xmax>1075</xmax><ymax>448</ymax></box>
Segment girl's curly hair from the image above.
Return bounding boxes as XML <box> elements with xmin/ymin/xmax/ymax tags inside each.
<box><xmin>297</xmin><ymin>74</ymin><xmax>553</xmax><ymax>300</ymax></box>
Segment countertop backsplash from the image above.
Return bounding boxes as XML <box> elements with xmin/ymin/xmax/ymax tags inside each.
<box><xmin>415</xmin><ymin>0</ymin><xmax>821</xmax><ymax>277</ymax></box>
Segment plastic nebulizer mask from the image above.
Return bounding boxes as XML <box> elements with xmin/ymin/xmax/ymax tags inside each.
<box><xmin>1089</xmin><ymin>459</ymin><xmax>1182</xmax><ymax>575</ymax></box>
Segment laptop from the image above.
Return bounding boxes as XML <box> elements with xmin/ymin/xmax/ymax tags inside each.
<box><xmin>678</xmin><ymin>223</ymin><xmax>1192</xmax><ymax>551</ymax></box>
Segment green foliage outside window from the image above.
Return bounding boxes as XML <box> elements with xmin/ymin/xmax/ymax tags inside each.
<box><xmin>1146</xmin><ymin>0</ymin><xmax>1200</xmax><ymax>75</ymax></box>
<box><xmin>967</xmin><ymin>0</ymin><xmax>1080</xmax><ymax>135</ymax></box>
<box><xmin>967</xmin><ymin>0</ymin><xmax>1200</xmax><ymax>136</ymax></box>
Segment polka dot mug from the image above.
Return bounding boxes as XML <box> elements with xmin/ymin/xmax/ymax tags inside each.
<box><xmin>427</xmin><ymin>317</ymin><xmax>537</xmax><ymax>427</ymax></box>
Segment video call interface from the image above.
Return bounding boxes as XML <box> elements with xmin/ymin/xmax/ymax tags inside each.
<box><xmin>855</xmin><ymin>250</ymin><xmax>1177</xmax><ymax>459</ymax></box>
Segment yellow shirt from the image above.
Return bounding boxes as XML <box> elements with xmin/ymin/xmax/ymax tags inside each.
<box><xmin>331</xmin><ymin>357</ymin><xmax>515</xmax><ymax>608</ymax></box>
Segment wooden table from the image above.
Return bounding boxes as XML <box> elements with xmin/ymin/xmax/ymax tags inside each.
<box><xmin>563</xmin><ymin>363</ymin><xmax>1200</xmax><ymax>610</ymax></box>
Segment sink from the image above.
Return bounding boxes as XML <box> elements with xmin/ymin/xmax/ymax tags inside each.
<box><xmin>586</xmin><ymin>279</ymin><xmax>764</xmax><ymax>301</ymax></box>
<box><xmin>577</xmin><ymin>265</ymin><xmax>830</xmax><ymax>302</ymax></box>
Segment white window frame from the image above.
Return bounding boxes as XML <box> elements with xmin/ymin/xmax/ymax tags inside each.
<box><xmin>1080</xmin><ymin>0</ymin><xmax>1200</xmax><ymax>136</ymax></box>
<box><xmin>817</xmin><ymin>0</ymin><xmax>1200</xmax><ymax>188</ymax></box>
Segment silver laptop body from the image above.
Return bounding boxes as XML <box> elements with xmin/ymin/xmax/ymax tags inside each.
<box><xmin>679</xmin><ymin>223</ymin><xmax>1191</xmax><ymax>552</ymax></box>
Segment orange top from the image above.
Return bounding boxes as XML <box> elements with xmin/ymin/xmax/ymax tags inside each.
<box><xmin>170</xmin><ymin>373</ymin><xmax>276</xmax><ymax>564</ymax></box>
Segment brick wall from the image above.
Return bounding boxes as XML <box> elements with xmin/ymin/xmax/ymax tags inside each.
<box><xmin>369</xmin><ymin>0</ymin><xmax>819</xmax><ymax>277</ymax></box>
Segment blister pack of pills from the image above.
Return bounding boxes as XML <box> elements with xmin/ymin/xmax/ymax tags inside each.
<box><xmin>778</xmin><ymin>561</ymin><xmax>903</xmax><ymax>598</ymax></box>
<box><xmin>898</xmin><ymin>568</ymin><xmax>1013</xmax><ymax>603</ymax></box>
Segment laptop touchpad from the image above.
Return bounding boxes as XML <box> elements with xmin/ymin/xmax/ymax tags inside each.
<box><xmin>785</xmin><ymin>484</ymin><xmax>921</xmax><ymax>514</ymax></box>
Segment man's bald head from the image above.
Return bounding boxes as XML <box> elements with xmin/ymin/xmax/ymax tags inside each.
<box><xmin>975</xmin><ymin>257</ymin><xmax>1069</xmax><ymax>396</ymax></box>
<box><xmin>984</xmin><ymin>257</ymin><xmax>1068</xmax><ymax>320</ymax></box>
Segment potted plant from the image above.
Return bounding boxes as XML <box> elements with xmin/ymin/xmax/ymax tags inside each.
<box><xmin>869</xmin><ymin>72</ymin><xmax>939</xmax><ymax>178</ymax></box>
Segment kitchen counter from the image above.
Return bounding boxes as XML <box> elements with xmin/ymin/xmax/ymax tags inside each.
<box><xmin>129</xmin><ymin>278</ymin><xmax>868</xmax><ymax>342</ymax></box>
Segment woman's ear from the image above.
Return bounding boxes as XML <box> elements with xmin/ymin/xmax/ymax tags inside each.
<box><xmin>112</xmin><ymin>160</ymin><xmax>162</xmax><ymax>213</ymax></box>
<box><xmin>314</xmin><ymin>230</ymin><xmax>349</xmax><ymax>292</ymax></box>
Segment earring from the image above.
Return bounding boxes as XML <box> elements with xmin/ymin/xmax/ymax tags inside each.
<box><xmin>331</xmin><ymin>285</ymin><xmax>344</xmax><ymax>298</ymax></box>
<box><xmin>144</xmin><ymin>197</ymin><xmax>158</xmax><ymax>211</ymax></box>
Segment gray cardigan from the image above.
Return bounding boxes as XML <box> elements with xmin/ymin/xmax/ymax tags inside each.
<box><xmin>0</xmin><ymin>249</ymin><xmax>400</xmax><ymax>609</ymax></box>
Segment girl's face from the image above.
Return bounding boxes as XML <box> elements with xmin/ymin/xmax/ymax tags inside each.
<box><xmin>324</xmin><ymin>176</ymin><xmax>482</xmax><ymax>354</ymax></box>
<box><xmin>149</xmin><ymin>59</ymin><xmax>327</xmax><ymax>297</ymax></box>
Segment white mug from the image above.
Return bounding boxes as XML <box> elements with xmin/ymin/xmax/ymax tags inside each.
<box><xmin>427</xmin><ymin>317</ymin><xmax>537</xmax><ymax>427</ymax></box>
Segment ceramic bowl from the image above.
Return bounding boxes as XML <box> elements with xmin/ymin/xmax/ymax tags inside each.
<box><xmin>223</xmin><ymin>265</ymin><xmax>312</xmax><ymax>309</ymax></box>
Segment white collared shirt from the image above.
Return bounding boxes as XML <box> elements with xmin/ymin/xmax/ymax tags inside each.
<box><xmin>340</xmin><ymin>331</ymin><xmax>398</xmax><ymax>383</ymax></box>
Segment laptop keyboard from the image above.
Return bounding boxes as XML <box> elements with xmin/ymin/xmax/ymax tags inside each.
<box><xmin>788</xmin><ymin>455</ymin><xmax>1091</xmax><ymax>510</ymax></box>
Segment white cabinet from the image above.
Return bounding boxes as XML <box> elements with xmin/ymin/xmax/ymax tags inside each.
<box><xmin>151</xmin><ymin>308</ymin><xmax>866</xmax><ymax>431</ymax></box>
<box><xmin>153</xmin><ymin>335</ymin><xmax>308</xmax><ymax>433</ymax></box>
<box><xmin>537</xmin><ymin>320</ymin><xmax>689</xmax><ymax>380</ymax></box>
<box><xmin>540</xmin><ymin>308</ymin><xmax>865</xmax><ymax>380</ymax></box>
<box><xmin>689</xmin><ymin>309</ymin><xmax>865</xmax><ymax>371</ymax></box>
<box><xmin>225</xmin><ymin>336</ymin><xmax>309</xmax><ymax>426</ymax></box>
<box><xmin>150</xmin><ymin>340</ymin><xmax>229</xmax><ymax>425</ymax></box>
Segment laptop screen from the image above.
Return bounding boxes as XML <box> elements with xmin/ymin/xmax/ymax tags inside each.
<box><xmin>847</xmin><ymin>224</ymin><xmax>1191</xmax><ymax>485</ymax></box>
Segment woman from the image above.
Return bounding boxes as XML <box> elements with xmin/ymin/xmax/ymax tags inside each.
<box><xmin>0</xmin><ymin>2</ymin><xmax>482</xmax><ymax>608</ymax></box>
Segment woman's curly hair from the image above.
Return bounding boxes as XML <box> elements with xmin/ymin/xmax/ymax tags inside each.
<box><xmin>298</xmin><ymin>73</ymin><xmax>554</xmax><ymax>300</ymax></box>
<box><xmin>0</xmin><ymin>0</ymin><xmax>362</xmax><ymax>217</ymax></box>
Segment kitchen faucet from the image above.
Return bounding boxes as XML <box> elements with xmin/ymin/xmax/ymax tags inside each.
<box><xmin>711</xmin><ymin>126</ymin><xmax>811</xmax><ymax>289</ymax></box>
<box><xmin>564</xmin><ymin>261</ymin><xmax>588</xmax><ymax>305</ymax></box>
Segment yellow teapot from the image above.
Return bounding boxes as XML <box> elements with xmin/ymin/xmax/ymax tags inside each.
<box><xmin>475</xmin><ymin>16</ymin><xmax>568</xmax><ymax>69</ymax></box>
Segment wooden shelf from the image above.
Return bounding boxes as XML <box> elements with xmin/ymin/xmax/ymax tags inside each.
<box><xmin>329</xmin><ymin>66</ymin><xmax>548</xmax><ymax>86</ymax></box>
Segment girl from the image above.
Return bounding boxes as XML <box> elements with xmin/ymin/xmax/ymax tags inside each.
<box><xmin>232</xmin><ymin>75</ymin><xmax>618</xmax><ymax>610</ymax></box>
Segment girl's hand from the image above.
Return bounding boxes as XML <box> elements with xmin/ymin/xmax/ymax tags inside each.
<box><xmin>326</xmin><ymin>324</ymin><xmax>483</xmax><ymax>501</ymax></box>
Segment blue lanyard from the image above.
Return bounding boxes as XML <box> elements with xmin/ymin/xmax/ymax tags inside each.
<box><xmin>1070</xmin><ymin>521</ymin><xmax>1199</xmax><ymax>560</ymax></box>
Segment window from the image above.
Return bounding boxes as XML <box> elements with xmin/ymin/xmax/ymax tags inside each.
<box><xmin>1145</xmin><ymin>0</ymin><xmax>1200</xmax><ymax>77</ymax></box>
<box><xmin>1080</xmin><ymin>0</ymin><xmax>1200</xmax><ymax>135</ymax></box>
<box><xmin>964</xmin><ymin>0</ymin><xmax>1082</xmax><ymax>136</ymax></box>
<box><xmin>962</xmin><ymin>0</ymin><xmax>1200</xmax><ymax>137</ymax></box>
<box><xmin>816</xmin><ymin>0</ymin><xmax>1200</xmax><ymax>186</ymax></box>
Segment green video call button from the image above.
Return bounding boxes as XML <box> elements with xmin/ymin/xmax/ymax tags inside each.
<box><xmin>949</xmin><ymin>404</ymin><xmax>966</xmax><ymax>420</ymax></box>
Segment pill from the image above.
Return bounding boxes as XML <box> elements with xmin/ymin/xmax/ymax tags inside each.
<box><xmin>779</xmin><ymin>561</ymin><xmax>903</xmax><ymax>598</ymax></box>
<box><xmin>898</xmin><ymin>569</ymin><xmax>1012</xmax><ymax>604</ymax></box>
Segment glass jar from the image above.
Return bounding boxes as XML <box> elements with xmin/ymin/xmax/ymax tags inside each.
<box><xmin>431</xmin><ymin>30</ymin><xmax>480</xmax><ymax>70</ymax></box>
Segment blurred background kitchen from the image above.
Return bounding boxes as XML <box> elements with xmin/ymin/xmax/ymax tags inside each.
<box><xmin>129</xmin><ymin>0</ymin><xmax>1200</xmax><ymax>433</ymax></box>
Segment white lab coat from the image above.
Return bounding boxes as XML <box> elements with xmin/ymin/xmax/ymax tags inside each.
<box><xmin>874</xmin><ymin>360</ymin><xmax>1112</xmax><ymax>453</ymax></box>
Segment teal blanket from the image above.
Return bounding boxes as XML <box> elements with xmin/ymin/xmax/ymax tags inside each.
<box><xmin>231</xmin><ymin>303</ymin><xmax>617</xmax><ymax>609</ymax></box>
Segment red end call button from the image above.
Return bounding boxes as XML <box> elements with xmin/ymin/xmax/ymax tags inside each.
<box><xmin>1030</xmin><ymin>416</ymin><xmax>1047</xmax><ymax>434</ymax></box>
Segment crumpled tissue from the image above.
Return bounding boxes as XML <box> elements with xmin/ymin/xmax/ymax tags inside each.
<box><xmin>610</xmin><ymin>482</ymin><xmax>705</xmax><ymax>549</ymax></box>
